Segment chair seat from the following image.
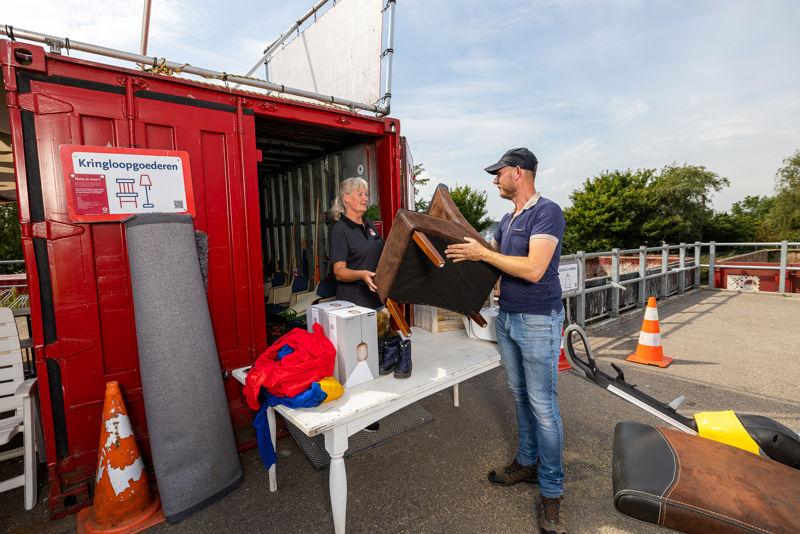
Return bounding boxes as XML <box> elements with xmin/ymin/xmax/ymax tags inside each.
<box><xmin>612</xmin><ymin>421</ymin><xmax>800</xmax><ymax>533</ymax></box>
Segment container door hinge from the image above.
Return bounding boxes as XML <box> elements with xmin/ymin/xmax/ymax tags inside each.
<box><xmin>16</xmin><ymin>92</ymin><xmax>74</xmax><ymax>114</ymax></box>
<box><xmin>21</xmin><ymin>220</ymin><xmax>85</xmax><ymax>240</ymax></box>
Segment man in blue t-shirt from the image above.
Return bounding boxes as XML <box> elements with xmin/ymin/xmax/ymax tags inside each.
<box><xmin>445</xmin><ymin>148</ymin><xmax>567</xmax><ymax>534</ymax></box>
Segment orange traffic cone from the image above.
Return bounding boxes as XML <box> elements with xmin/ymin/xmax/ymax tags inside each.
<box><xmin>77</xmin><ymin>381</ymin><xmax>165</xmax><ymax>534</ymax></box>
<box><xmin>558</xmin><ymin>328</ymin><xmax>572</xmax><ymax>372</ymax></box>
<box><xmin>626</xmin><ymin>297</ymin><xmax>673</xmax><ymax>367</ymax></box>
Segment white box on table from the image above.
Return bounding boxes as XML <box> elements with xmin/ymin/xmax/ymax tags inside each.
<box><xmin>327</xmin><ymin>306</ymin><xmax>378</xmax><ymax>388</ymax></box>
<box><xmin>307</xmin><ymin>300</ymin><xmax>355</xmax><ymax>382</ymax></box>
<box><xmin>307</xmin><ymin>300</ymin><xmax>355</xmax><ymax>335</ymax></box>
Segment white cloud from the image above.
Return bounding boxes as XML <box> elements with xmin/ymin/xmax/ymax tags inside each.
<box><xmin>607</xmin><ymin>97</ymin><xmax>649</xmax><ymax>122</ymax></box>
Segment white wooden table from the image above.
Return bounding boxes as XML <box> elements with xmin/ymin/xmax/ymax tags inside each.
<box><xmin>232</xmin><ymin>327</ymin><xmax>501</xmax><ymax>534</ymax></box>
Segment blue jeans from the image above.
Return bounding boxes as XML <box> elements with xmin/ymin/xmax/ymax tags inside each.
<box><xmin>495</xmin><ymin>309</ymin><xmax>565</xmax><ymax>498</ymax></box>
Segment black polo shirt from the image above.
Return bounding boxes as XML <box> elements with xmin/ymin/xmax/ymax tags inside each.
<box><xmin>329</xmin><ymin>216</ymin><xmax>384</xmax><ymax>309</ymax></box>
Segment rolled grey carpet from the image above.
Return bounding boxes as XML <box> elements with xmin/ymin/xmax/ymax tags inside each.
<box><xmin>125</xmin><ymin>213</ymin><xmax>241</xmax><ymax>523</ymax></box>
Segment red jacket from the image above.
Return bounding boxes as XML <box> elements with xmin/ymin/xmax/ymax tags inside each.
<box><xmin>243</xmin><ymin>324</ymin><xmax>336</xmax><ymax>410</ymax></box>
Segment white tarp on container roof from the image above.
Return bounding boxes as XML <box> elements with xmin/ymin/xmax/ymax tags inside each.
<box><xmin>268</xmin><ymin>0</ymin><xmax>383</xmax><ymax>106</ymax></box>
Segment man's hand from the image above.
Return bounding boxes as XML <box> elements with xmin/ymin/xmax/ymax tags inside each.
<box><xmin>445</xmin><ymin>237</ymin><xmax>488</xmax><ymax>263</ymax></box>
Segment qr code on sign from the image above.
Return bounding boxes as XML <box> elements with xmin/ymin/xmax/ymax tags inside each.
<box><xmin>174</xmin><ymin>200</ymin><xmax>184</xmax><ymax>209</ymax></box>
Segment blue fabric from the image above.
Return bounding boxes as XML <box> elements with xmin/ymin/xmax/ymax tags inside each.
<box><xmin>253</xmin><ymin>381</ymin><xmax>328</xmax><ymax>469</ymax></box>
<box><xmin>276</xmin><ymin>344</ymin><xmax>294</xmax><ymax>361</ymax></box>
<box><xmin>493</xmin><ymin>196</ymin><xmax>564</xmax><ymax>315</ymax></box>
<box><xmin>495</xmin><ymin>308</ymin><xmax>565</xmax><ymax>498</ymax></box>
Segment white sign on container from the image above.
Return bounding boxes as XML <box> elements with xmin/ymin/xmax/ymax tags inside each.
<box><xmin>59</xmin><ymin>145</ymin><xmax>194</xmax><ymax>222</ymax></box>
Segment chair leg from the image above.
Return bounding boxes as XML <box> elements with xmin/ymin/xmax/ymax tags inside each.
<box><xmin>22</xmin><ymin>395</ymin><xmax>37</xmax><ymax>510</ymax></box>
<box><xmin>412</xmin><ymin>231</ymin><xmax>445</xmax><ymax>268</ymax></box>
<box><xmin>33</xmin><ymin>392</ymin><xmax>45</xmax><ymax>463</ymax></box>
<box><xmin>385</xmin><ymin>298</ymin><xmax>411</xmax><ymax>337</ymax></box>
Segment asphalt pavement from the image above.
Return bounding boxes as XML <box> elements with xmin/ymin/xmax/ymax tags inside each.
<box><xmin>3</xmin><ymin>288</ymin><xmax>799</xmax><ymax>533</ymax></box>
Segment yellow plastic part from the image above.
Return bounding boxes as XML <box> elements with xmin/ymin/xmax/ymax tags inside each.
<box><xmin>693</xmin><ymin>410</ymin><xmax>761</xmax><ymax>455</ymax></box>
<box><xmin>318</xmin><ymin>376</ymin><xmax>343</xmax><ymax>404</ymax></box>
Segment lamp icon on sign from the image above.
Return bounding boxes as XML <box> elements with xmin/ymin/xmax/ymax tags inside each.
<box><xmin>140</xmin><ymin>175</ymin><xmax>154</xmax><ymax>208</ymax></box>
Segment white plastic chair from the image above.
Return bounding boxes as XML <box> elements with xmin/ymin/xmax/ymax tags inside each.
<box><xmin>0</xmin><ymin>307</ymin><xmax>44</xmax><ymax>510</ymax></box>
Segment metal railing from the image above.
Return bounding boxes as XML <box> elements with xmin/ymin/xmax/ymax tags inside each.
<box><xmin>0</xmin><ymin>259</ymin><xmax>29</xmax><ymax>308</ymax></box>
<box><xmin>560</xmin><ymin>241</ymin><xmax>800</xmax><ymax>327</ymax></box>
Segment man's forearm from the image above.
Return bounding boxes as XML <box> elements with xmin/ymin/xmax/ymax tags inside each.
<box><xmin>481</xmin><ymin>248</ymin><xmax>545</xmax><ymax>283</ymax></box>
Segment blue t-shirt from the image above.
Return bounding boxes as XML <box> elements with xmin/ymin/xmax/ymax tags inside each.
<box><xmin>492</xmin><ymin>193</ymin><xmax>565</xmax><ymax>315</ymax></box>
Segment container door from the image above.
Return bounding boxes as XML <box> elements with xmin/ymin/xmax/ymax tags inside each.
<box><xmin>7</xmin><ymin>50</ymin><xmax>263</xmax><ymax>516</ymax></box>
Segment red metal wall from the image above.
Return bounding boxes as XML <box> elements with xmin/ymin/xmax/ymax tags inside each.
<box><xmin>714</xmin><ymin>263</ymin><xmax>800</xmax><ymax>293</ymax></box>
<box><xmin>2</xmin><ymin>39</ymin><xmax>402</xmax><ymax>517</ymax></box>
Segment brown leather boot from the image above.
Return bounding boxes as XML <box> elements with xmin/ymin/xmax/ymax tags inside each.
<box><xmin>538</xmin><ymin>493</ymin><xmax>567</xmax><ymax>534</ymax></box>
<box><xmin>487</xmin><ymin>458</ymin><xmax>538</xmax><ymax>486</ymax></box>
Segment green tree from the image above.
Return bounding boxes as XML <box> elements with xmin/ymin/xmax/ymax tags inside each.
<box><xmin>412</xmin><ymin>163</ymin><xmax>431</xmax><ymax>212</ymax></box>
<box><xmin>762</xmin><ymin>149</ymin><xmax>800</xmax><ymax>240</ymax></box>
<box><xmin>644</xmin><ymin>164</ymin><xmax>729</xmax><ymax>244</ymax></box>
<box><xmin>563</xmin><ymin>169</ymin><xmax>656</xmax><ymax>253</ymax></box>
<box><xmin>0</xmin><ymin>203</ymin><xmax>23</xmax><ymax>274</ymax></box>
<box><xmin>450</xmin><ymin>184</ymin><xmax>493</xmax><ymax>233</ymax></box>
<box><xmin>710</xmin><ymin>195</ymin><xmax>774</xmax><ymax>242</ymax></box>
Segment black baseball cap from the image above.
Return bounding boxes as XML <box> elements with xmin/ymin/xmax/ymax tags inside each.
<box><xmin>484</xmin><ymin>147</ymin><xmax>538</xmax><ymax>174</ymax></box>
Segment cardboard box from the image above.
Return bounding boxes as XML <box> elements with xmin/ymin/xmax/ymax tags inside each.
<box><xmin>307</xmin><ymin>300</ymin><xmax>355</xmax><ymax>337</ymax></box>
<box><xmin>307</xmin><ymin>300</ymin><xmax>355</xmax><ymax>382</ymax></box>
<box><xmin>412</xmin><ymin>304</ymin><xmax>464</xmax><ymax>333</ymax></box>
<box><xmin>327</xmin><ymin>306</ymin><xmax>378</xmax><ymax>388</ymax></box>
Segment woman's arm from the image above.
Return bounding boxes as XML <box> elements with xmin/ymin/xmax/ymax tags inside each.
<box><xmin>332</xmin><ymin>261</ymin><xmax>378</xmax><ymax>292</ymax></box>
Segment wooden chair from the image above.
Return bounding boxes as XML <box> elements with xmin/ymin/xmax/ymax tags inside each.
<box><xmin>374</xmin><ymin>185</ymin><xmax>499</xmax><ymax>336</ymax></box>
<box><xmin>0</xmin><ymin>307</ymin><xmax>44</xmax><ymax>510</ymax></box>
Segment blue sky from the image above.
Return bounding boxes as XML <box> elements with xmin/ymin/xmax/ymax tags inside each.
<box><xmin>5</xmin><ymin>0</ymin><xmax>800</xmax><ymax>220</ymax></box>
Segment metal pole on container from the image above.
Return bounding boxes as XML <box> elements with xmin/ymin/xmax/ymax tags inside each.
<box><xmin>611</xmin><ymin>248</ymin><xmax>620</xmax><ymax>317</ymax></box>
<box><xmin>709</xmin><ymin>241</ymin><xmax>716</xmax><ymax>289</ymax></box>
<box><xmin>0</xmin><ymin>23</ymin><xmax>385</xmax><ymax>114</ymax></box>
<box><xmin>139</xmin><ymin>0</ymin><xmax>152</xmax><ymax>57</ymax></box>
<box><xmin>378</xmin><ymin>0</ymin><xmax>397</xmax><ymax>116</ymax></box>
<box><xmin>638</xmin><ymin>246</ymin><xmax>647</xmax><ymax>306</ymax></box>
<box><xmin>577</xmin><ymin>251</ymin><xmax>586</xmax><ymax>327</ymax></box>
<box><xmin>694</xmin><ymin>242</ymin><xmax>701</xmax><ymax>289</ymax></box>
<box><xmin>779</xmin><ymin>240</ymin><xmax>788</xmax><ymax>294</ymax></box>
<box><xmin>679</xmin><ymin>243</ymin><xmax>686</xmax><ymax>294</ymax></box>
<box><xmin>661</xmin><ymin>245</ymin><xmax>669</xmax><ymax>298</ymax></box>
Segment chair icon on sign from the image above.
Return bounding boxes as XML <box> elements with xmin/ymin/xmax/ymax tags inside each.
<box><xmin>140</xmin><ymin>175</ymin><xmax>154</xmax><ymax>208</ymax></box>
<box><xmin>115</xmin><ymin>178</ymin><xmax>138</xmax><ymax>208</ymax></box>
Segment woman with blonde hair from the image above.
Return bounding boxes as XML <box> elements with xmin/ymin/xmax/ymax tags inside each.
<box><xmin>329</xmin><ymin>177</ymin><xmax>384</xmax><ymax>309</ymax></box>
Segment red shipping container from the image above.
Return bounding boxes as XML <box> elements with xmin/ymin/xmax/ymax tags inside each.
<box><xmin>1</xmin><ymin>39</ymin><xmax>407</xmax><ymax>517</ymax></box>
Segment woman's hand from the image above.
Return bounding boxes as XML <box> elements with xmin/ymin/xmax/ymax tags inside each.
<box><xmin>360</xmin><ymin>270</ymin><xmax>377</xmax><ymax>292</ymax></box>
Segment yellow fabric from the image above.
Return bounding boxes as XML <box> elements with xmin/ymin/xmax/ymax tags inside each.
<box><xmin>319</xmin><ymin>376</ymin><xmax>343</xmax><ymax>404</ymax></box>
<box><xmin>694</xmin><ymin>410</ymin><xmax>761</xmax><ymax>455</ymax></box>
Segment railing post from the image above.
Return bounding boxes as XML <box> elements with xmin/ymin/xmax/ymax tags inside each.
<box><xmin>639</xmin><ymin>246</ymin><xmax>647</xmax><ymax>306</ymax></box>
<box><xmin>661</xmin><ymin>244</ymin><xmax>669</xmax><ymax>298</ymax></box>
<box><xmin>679</xmin><ymin>243</ymin><xmax>686</xmax><ymax>294</ymax></box>
<box><xmin>709</xmin><ymin>241</ymin><xmax>716</xmax><ymax>289</ymax></box>
<box><xmin>577</xmin><ymin>251</ymin><xmax>586</xmax><ymax>327</ymax></box>
<box><xmin>611</xmin><ymin>248</ymin><xmax>620</xmax><ymax>317</ymax></box>
<box><xmin>694</xmin><ymin>242</ymin><xmax>701</xmax><ymax>289</ymax></box>
<box><xmin>779</xmin><ymin>240</ymin><xmax>788</xmax><ymax>294</ymax></box>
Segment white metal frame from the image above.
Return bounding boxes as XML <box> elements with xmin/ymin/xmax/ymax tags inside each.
<box><xmin>0</xmin><ymin>307</ymin><xmax>44</xmax><ymax>510</ymax></box>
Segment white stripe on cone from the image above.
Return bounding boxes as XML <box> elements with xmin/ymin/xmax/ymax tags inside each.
<box><xmin>644</xmin><ymin>306</ymin><xmax>659</xmax><ymax>321</ymax></box>
<box><xmin>637</xmin><ymin>331</ymin><xmax>662</xmax><ymax>347</ymax></box>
